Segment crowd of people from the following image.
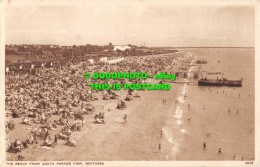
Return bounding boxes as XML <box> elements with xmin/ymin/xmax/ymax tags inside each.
<box><xmin>5</xmin><ymin>53</ymin><xmax>183</xmax><ymax>160</ymax></box>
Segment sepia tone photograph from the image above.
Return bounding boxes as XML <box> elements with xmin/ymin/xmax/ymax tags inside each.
<box><xmin>1</xmin><ymin>0</ymin><xmax>259</xmax><ymax>165</ymax></box>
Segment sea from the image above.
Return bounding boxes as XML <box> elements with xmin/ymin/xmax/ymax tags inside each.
<box><xmin>162</xmin><ymin>48</ymin><xmax>255</xmax><ymax>160</ymax></box>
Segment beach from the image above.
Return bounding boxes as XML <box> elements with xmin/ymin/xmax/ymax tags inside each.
<box><xmin>6</xmin><ymin>79</ymin><xmax>182</xmax><ymax>161</ymax></box>
<box><xmin>5</xmin><ymin>53</ymin><xmax>182</xmax><ymax>161</ymax></box>
<box><xmin>5</xmin><ymin>48</ymin><xmax>255</xmax><ymax>161</ymax></box>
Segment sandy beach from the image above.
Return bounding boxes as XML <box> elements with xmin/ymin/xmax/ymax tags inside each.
<box><xmin>6</xmin><ymin>79</ymin><xmax>182</xmax><ymax>161</ymax></box>
<box><xmin>6</xmin><ymin>53</ymin><xmax>186</xmax><ymax>161</ymax></box>
<box><xmin>5</xmin><ymin>49</ymin><xmax>254</xmax><ymax>161</ymax></box>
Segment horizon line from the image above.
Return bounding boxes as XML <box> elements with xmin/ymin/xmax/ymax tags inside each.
<box><xmin>5</xmin><ymin>44</ymin><xmax>254</xmax><ymax>48</ymax></box>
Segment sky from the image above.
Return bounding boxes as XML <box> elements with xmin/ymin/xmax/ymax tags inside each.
<box><xmin>5</xmin><ymin>1</ymin><xmax>255</xmax><ymax>47</ymax></box>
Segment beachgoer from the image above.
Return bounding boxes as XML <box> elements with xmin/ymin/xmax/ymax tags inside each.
<box><xmin>159</xmin><ymin>143</ymin><xmax>161</xmax><ymax>152</ymax></box>
<box><xmin>22</xmin><ymin>141</ymin><xmax>27</xmax><ymax>148</ymax></box>
<box><xmin>34</xmin><ymin>133</ymin><xmax>37</xmax><ymax>141</ymax></box>
<box><xmin>56</xmin><ymin>98</ymin><xmax>59</xmax><ymax>106</ymax></box>
<box><xmin>203</xmin><ymin>142</ymin><xmax>206</xmax><ymax>149</ymax></box>
<box><xmin>233</xmin><ymin>153</ymin><xmax>236</xmax><ymax>160</ymax></box>
<box><xmin>123</xmin><ymin>114</ymin><xmax>127</xmax><ymax>121</ymax></box>
<box><xmin>35</xmin><ymin>140</ymin><xmax>38</xmax><ymax>148</ymax></box>
<box><xmin>54</xmin><ymin>135</ymin><xmax>57</xmax><ymax>143</ymax></box>
<box><xmin>218</xmin><ymin>148</ymin><xmax>222</xmax><ymax>154</ymax></box>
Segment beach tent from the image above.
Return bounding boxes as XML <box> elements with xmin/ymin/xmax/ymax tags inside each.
<box><xmin>113</xmin><ymin>45</ymin><xmax>131</xmax><ymax>51</ymax></box>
